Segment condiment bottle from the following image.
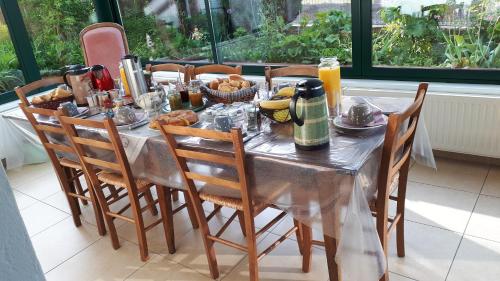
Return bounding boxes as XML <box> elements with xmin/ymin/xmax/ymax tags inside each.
<box><xmin>318</xmin><ymin>57</ymin><xmax>341</xmax><ymax>116</ymax></box>
<box><xmin>167</xmin><ymin>89</ymin><xmax>182</xmax><ymax>111</ymax></box>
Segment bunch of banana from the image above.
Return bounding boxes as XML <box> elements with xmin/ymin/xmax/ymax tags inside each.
<box><xmin>259</xmin><ymin>87</ymin><xmax>295</xmax><ymax>122</ymax></box>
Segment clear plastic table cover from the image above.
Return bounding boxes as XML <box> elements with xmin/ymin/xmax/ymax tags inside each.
<box><xmin>2</xmin><ymin>96</ymin><xmax>436</xmax><ymax>281</ymax></box>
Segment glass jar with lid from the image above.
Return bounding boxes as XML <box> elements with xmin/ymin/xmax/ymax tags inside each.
<box><xmin>318</xmin><ymin>57</ymin><xmax>342</xmax><ymax>116</ymax></box>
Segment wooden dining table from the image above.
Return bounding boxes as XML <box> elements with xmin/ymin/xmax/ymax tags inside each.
<box><xmin>2</xmin><ymin>95</ymin><xmax>435</xmax><ymax>281</ymax></box>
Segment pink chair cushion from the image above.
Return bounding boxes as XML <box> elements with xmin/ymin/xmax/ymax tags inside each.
<box><xmin>82</xmin><ymin>27</ymin><xmax>127</xmax><ymax>79</ymax></box>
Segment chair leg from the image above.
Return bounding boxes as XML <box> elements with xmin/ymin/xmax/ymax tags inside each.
<box><xmin>83</xmin><ymin>174</ymin><xmax>106</xmax><ymax>236</ymax></box>
<box><xmin>213</xmin><ymin>203</ymin><xmax>222</xmax><ymax>213</ymax></box>
<box><xmin>130</xmin><ymin>194</ymin><xmax>149</xmax><ymax>261</ymax></box>
<box><xmin>94</xmin><ymin>183</ymin><xmax>121</xmax><ymax>250</ymax></box>
<box><xmin>301</xmin><ymin>224</ymin><xmax>312</xmax><ymax>273</ymax></box>
<box><xmin>144</xmin><ymin>189</ymin><xmax>158</xmax><ymax>216</ymax></box>
<box><xmin>172</xmin><ymin>189</ymin><xmax>179</xmax><ymax>202</ymax></box>
<box><xmin>157</xmin><ymin>186</ymin><xmax>176</xmax><ymax>254</ymax></box>
<box><xmin>324</xmin><ymin>235</ymin><xmax>341</xmax><ymax>281</ymax></box>
<box><xmin>62</xmin><ymin>167</ymin><xmax>82</xmax><ymax>226</ymax></box>
<box><xmin>243</xmin><ymin>212</ymin><xmax>259</xmax><ymax>281</ymax></box>
<box><xmin>187</xmin><ymin>191</ymin><xmax>219</xmax><ymax>279</ymax></box>
<box><xmin>183</xmin><ymin>191</ymin><xmax>199</xmax><ymax>229</ymax></box>
<box><xmin>237</xmin><ymin>211</ymin><xmax>246</xmax><ymax>237</ymax></box>
<box><xmin>72</xmin><ymin>169</ymin><xmax>88</xmax><ymax>205</ymax></box>
<box><xmin>293</xmin><ymin>219</ymin><xmax>303</xmax><ymax>255</ymax></box>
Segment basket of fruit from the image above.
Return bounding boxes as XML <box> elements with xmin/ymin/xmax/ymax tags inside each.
<box><xmin>200</xmin><ymin>74</ymin><xmax>258</xmax><ymax>104</ymax></box>
<box><xmin>259</xmin><ymin>87</ymin><xmax>295</xmax><ymax>123</ymax></box>
<box><xmin>31</xmin><ymin>88</ymin><xmax>74</xmax><ymax>110</ymax></box>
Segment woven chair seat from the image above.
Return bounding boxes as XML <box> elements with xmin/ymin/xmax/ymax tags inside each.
<box><xmin>97</xmin><ymin>171</ymin><xmax>153</xmax><ymax>192</ymax></box>
<box><xmin>369</xmin><ymin>172</ymin><xmax>400</xmax><ymax>211</ymax></box>
<box><xmin>59</xmin><ymin>158</ymin><xmax>82</xmax><ymax>170</ymax></box>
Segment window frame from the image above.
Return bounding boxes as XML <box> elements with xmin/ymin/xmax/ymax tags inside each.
<box><xmin>1</xmin><ymin>0</ymin><xmax>499</xmax><ymax>106</ymax></box>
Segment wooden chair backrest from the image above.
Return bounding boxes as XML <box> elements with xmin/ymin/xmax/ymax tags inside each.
<box><xmin>376</xmin><ymin>83</ymin><xmax>428</xmax><ymax>208</ymax></box>
<box><xmin>79</xmin><ymin>22</ymin><xmax>130</xmax><ymax>65</ymax></box>
<box><xmin>19</xmin><ymin>104</ymin><xmax>77</xmax><ymax>184</ymax></box>
<box><xmin>191</xmin><ymin>64</ymin><xmax>242</xmax><ymax>79</ymax></box>
<box><xmin>265</xmin><ymin>66</ymin><xmax>318</xmax><ymax>91</ymax></box>
<box><xmin>145</xmin><ymin>63</ymin><xmax>191</xmax><ymax>84</ymax></box>
<box><xmin>158</xmin><ymin>125</ymin><xmax>253</xmax><ymax>213</ymax></box>
<box><xmin>15</xmin><ymin>77</ymin><xmax>65</xmax><ymax>107</ymax></box>
<box><xmin>56</xmin><ymin>112</ymin><xmax>139</xmax><ymax>196</ymax></box>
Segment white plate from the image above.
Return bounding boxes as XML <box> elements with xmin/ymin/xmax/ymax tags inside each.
<box><xmin>332</xmin><ymin>115</ymin><xmax>387</xmax><ymax>133</ymax></box>
<box><xmin>115</xmin><ymin>112</ymin><xmax>149</xmax><ymax>130</ymax></box>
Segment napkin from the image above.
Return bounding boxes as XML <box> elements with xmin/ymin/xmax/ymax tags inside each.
<box><xmin>340</xmin><ymin>110</ymin><xmax>386</xmax><ymax>128</ymax></box>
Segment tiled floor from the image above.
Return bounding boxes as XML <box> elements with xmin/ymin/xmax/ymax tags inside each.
<box><xmin>6</xmin><ymin>157</ymin><xmax>500</xmax><ymax>281</ymax></box>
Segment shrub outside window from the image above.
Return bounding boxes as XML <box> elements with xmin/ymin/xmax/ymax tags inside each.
<box><xmin>18</xmin><ymin>0</ymin><xmax>97</xmax><ymax>76</ymax></box>
<box><xmin>372</xmin><ymin>0</ymin><xmax>500</xmax><ymax>69</ymax></box>
<box><xmin>0</xmin><ymin>9</ymin><xmax>24</xmax><ymax>95</ymax></box>
<box><xmin>117</xmin><ymin>0</ymin><xmax>213</xmax><ymax>62</ymax></box>
<box><xmin>212</xmin><ymin>0</ymin><xmax>353</xmax><ymax>66</ymax></box>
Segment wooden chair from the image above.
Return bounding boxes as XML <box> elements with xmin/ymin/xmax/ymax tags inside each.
<box><xmin>15</xmin><ymin>78</ymin><xmax>106</xmax><ymax>236</ymax></box>
<box><xmin>190</xmin><ymin>64</ymin><xmax>242</xmax><ymax>80</ymax></box>
<box><xmin>80</xmin><ymin>22</ymin><xmax>129</xmax><ymax>79</ymax></box>
<box><xmin>372</xmin><ymin>83</ymin><xmax>428</xmax><ymax>281</ymax></box>
<box><xmin>159</xmin><ymin>124</ymin><xmax>306</xmax><ymax>281</ymax></box>
<box><xmin>265</xmin><ymin>65</ymin><xmax>318</xmax><ymax>91</ymax></box>
<box><xmin>56</xmin><ymin>113</ymin><xmax>199</xmax><ymax>261</ymax></box>
<box><xmin>300</xmin><ymin>83</ymin><xmax>429</xmax><ymax>281</ymax></box>
<box><xmin>18</xmin><ymin>104</ymin><xmax>107</xmax><ymax>235</ymax></box>
<box><xmin>15</xmin><ymin>77</ymin><xmax>65</xmax><ymax>107</ymax></box>
<box><xmin>145</xmin><ymin>63</ymin><xmax>191</xmax><ymax>84</ymax></box>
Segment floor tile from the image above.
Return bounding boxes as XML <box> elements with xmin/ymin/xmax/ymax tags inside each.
<box><xmin>125</xmin><ymin>254</ymin><xmax>213</xmax><ymax>281</ymax></box>
<box><xmin>19</xmin><ymin>201</ymin><xmax>70</xmax><ymax>237</ymax></box>
<box><xmin>395</xmin><ymin>181</ymin><xmax>477</xmax><ymax>232</ymax></box>
<box><xmin>447</xmin><ymin>235</ymin><xmax>500</xmax><ymax>281</ymax></box>
<box><xmin>14</xmin><ymin>172</ymin><xmax>62</xmax><ymax>200</ymax></box>
<box><xmin>166</xmin><ymin>216</ymin><xmax>258</xmax><ymax>279</ymax></box>
<box><xmin>387</xmin><ymin>221</ymin><xmax>461</xmax><ymax>281</ymax></box>
<box><xmin>31</xmin><ymin>217</ymin><xmax>101</xmax><ymax>273</ymax></box>
<box><xmin>7</xmin><ymin>162</ymin><xmax>53</xmax><ymax>188</ymax></box>
<box><xmin>409</xmin><ymin>158</ymin><xmax>488</xmax><ymax>193</ymax></box>
<box><xmin>389</xmin><ymin>272</ymin><xmax>417</xmax><ymax>281</ymax></box>
<box><xmin>12</xmin><ymin>189</ymin><xmax>38</xmax><ymax>210</ymax></box>
<box><xmin>45</xmin><ymin>238</ymin><xmax>149</xmax><ymax>281</ymax></box>
<box><xmin>271</xmin><ymin>215</ymin><xmax>324</xmax><ymax>246</ymax></box>
<box><xmin>466</xmin><ymin>195</ymin><xmax>500</xmax><ymax>242</ymax></box>
<box><xmin>42</xmin><ymin>191</ymin><xmax>71</xmax><ymax>213</ymax></box>
<box><xmin>223</xmin><ymin>233</ymin><xmax>328</xmax><ymax>281</ymax></box>
<box><xmin>117</xmin><ymin>207</ymin><xmax>196</xmax><ymax>255</ymax></box>
<box><xmin>481</xmin><ymin>167</ymin><xmax>500</xmax><ymax>197</ymax></box>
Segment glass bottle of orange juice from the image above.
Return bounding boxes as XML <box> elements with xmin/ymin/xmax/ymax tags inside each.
<box><xmin>318</xmin><ymin>57</ymin><xmax>341</xmax><ymax>116</ymax></box>
<box><xmin>119</xmin><ymin>62</ymin><xmax>131</xmax><ymax>97</ymax></box>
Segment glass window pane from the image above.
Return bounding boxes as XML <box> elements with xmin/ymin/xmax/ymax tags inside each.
<box><xmin>372</xmin><ymin>0</ymin><xmax>500</xmax><ymax>69</ymax></box>
<box><xmin>117</xmin><ymin>0</ymin><xmax>212</xmax><ymax>62</ymax></box>
<box><xmin>18</xmin><ymin>0</ymin><xmax>97</xmax><ymax>76</ymax></box>
<box><xmin>0</xmin><ymin>9</ymin><xmax>25</xmax><ymax>94</ymax></box>
<box><xmin>213</xmin><ymin>0</ymin><xmax>353</xmax><ymax>66</ymax></box>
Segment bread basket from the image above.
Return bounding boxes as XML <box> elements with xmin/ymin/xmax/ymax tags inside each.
<box><xmin>32</xmin><ymin>96</ymin><xmax>75</xmax><ymax>110</ymax></box>
<box><xmin>200</xmin><ymin>81</ymin><xmax>258</xmax><ymax>104</ymax></box>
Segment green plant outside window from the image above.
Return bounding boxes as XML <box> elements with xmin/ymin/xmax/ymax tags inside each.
<box><xmin>372</xmin><ymin>0</ymin><xmax>499</xmax><ymax>69</ymax></box>
<box><xmin>17</xmin><ymin>0</ymin><xmax>97</xmax><ymax>76</ymax></box>
<box><xmin>117</xmin><ymin>0</ymin><xmax>212</xmax><ymax>62</ymax></box>
<box><xmin>0</xmin><ymin>9</ymin><xmax>24</xmax><ymax>95</ymax></box>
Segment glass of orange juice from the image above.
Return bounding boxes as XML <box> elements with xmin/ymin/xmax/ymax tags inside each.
<box><xmin>318</xmin><ymin>57</ymin><xmax>341</xmax><ymax>117</ymax></box>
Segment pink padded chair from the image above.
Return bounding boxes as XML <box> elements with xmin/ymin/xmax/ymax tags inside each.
<box><xmin>80</xmin><ymin>23</ymin><xmax>129</xmax><ymax>79</ymax></box>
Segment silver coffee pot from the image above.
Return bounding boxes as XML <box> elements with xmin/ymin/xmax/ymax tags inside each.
<box><xmin>121</xmin><ymin>55</ymin><xmax>148</xmax><ymax>103</ymax></box>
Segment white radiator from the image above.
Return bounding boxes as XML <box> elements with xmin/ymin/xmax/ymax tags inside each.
<box><xmin>345</xmin><ymin>86</ymin><xmax>500</xmax><ymax>158</ymax></box>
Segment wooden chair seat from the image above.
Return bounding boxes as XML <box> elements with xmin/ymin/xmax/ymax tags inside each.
<box><xmin>59</xmin><ymin>158</ymin><xmax>82</xmax><ymax>170</ymax></box>
<box><xmin>97</xmin><ymin>172</ymin><xmax>153</xmax><ymax>192</ymax></box>
<box><xmin>199</xmin><ymin>191</ymin><xmax>269</xmax><ymax>213</ymax></box>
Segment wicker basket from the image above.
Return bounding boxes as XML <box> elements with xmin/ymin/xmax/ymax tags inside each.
<box><xmin>32</xmin><ymin>96</ymin><xmax>75</xmax><ymax>110</ymax></box>
<box><xmin>200</xmin><ymin>81</ymin><xmax>258</xmax><ymax>104</ymax></box>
